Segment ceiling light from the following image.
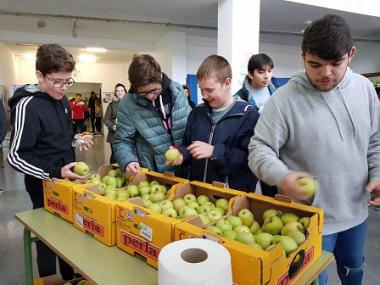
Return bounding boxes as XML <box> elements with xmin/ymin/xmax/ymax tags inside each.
<box><xmin>78</xmin><ymin>54</ymin><xmax>96</xmax><ymax>63</ymax></box>
<box><xmin>86</xmin><ymin>47</ymin><xmax>106</xmax><ymax>53</ymax></box>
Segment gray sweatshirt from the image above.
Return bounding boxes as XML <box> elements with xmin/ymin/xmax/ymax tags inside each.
<box><xmin>248</xmin><ymin>68</ymin><xmax>380</xmax><ymax>235</ymax></box>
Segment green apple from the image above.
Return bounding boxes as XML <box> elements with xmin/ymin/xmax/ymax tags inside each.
<box><xmin>222</xmin><ymin>230</ymin><xmax>237</xmax><ymax>240</ymax></box>
<box><xmin>281</xmin><ymin>213</ymin><xmax>300</xmax><ymax>224</ymax></box>
<box><xmin>139</xmin><ymin>185</ymin><xmax>151</xmax><ymax>195</ymax></box>
<box><xmin>160</xmin><ymin>200</ymin><xmax>174</xmax><ymax>211</ymax></box>
<box><xmin>255</xmin><ymin>232</ymin><xmax>274</xmax><ymax>250</ymax></box>
<box><xmin>127</xmin><ymin>184</ymin><xmax>140</xmax><ymax>197</ymax></box>
<box><xmin>116</xmin><ymin>189</ymin><xmax>129</xmax><ymax>201</ymax></box>
<box><xmin>77</xmin><ymin>281</ymin><xmax>90</xmax><ymax>285</ymax></box>
<box><xmin>173</xmin><ymin>198</ymin><xmax>186</xmax><ymax>212</ymax></box>
<box><xmin>181</xmin><ymin>207</ymin><xmax>198</xmax><ymax>218</ymax></box>
<box><xmin>162</xmin><ymin>208</ymin><xmax>178</xmax><ymax>218</ymax></box>
<box><xmin>90</xmin><ymin>174</ymin><xmax>101</xmax><ymax>180</ymax></box>
<box><xmin>297</xmin><ymin>177</ymin><xmax>318</xmax><ymax>196</ymax></box>
<box><xmin>216</xmin><ymin>219</ymin><xmax>233</xmax><ymax>232</ymax></box>
<box><xmin>207</xmin><ymin>208</ymin><xmax>223</xmax><ymax>222</ymax></box>
<box><xmin>234</xmin><ymin>225</ymin><xmax>251</xmax><ymax>234</ymax></box>
<box><xmin>206</xmin><ymin>225</ymin><xmax>222</xmax><ymax>236</ymax></box>
<box><xmin>138</xmin><ymin>180</ymin><xmax>150</xmax><ymax>188</ymax></box>
<box><xmin>150</xmin><ymin>180</ymin><xmax>160</xmax><ymax>186</ymax></box>
<box><xmin>226</xmin><ymin>216</ymin><xmax>243</xmax><ymax>228</ymax></box>
<box><xmin>74</xmin><ymin>162</ymin><xmax>90</xmax><ymax>176</ymax></box>
<box><xmin>116</xmin><ymin>176</ymin><xmax>125</xmax><ymax>188</ymax></box>
<box><xmin>250</xmin><ymin>220</ymin><xmax>261</xmax><ymax>234</ymax></box>
<box><xmin>263</xmin><ymin>209</ymin><xmax>281</xmax><ymax>221</ymax></box>
<box><xmin>213</xmin><ymin>207</ymin><xmax>225</xmax><ymax>216</ymax></box>
<box><xmin>183</xmin><ymin>193</ymin><xmax>197</xmax><ymax>204</ymax></box>
<box><xmin>198</xmin><ymin>204</ymin><xmax>212</xmax><ymax>215</ymax></box>
<box><xmin>105</xmin><ymin>185</ymin><xmax>116</xmax><ymax>195</ymax></box>
<box><xmin>262</xmin><ymin>216</ymin><xmax>283</xmax><ymax>235</ymax></box>
<box><xmin>198</xmin><ymin>214</ymin><xmax>210</xmax><ymax>225</ymax></box>
<box><xmin>107</xmin><ymin>169</ymin><xmax>117</xmax><ymax>177</ymax></box>
<box><xmin>101</xmin><ymin>175</ymin><xmax>109</xmax><ymax>184</ymax></box>
<box><xmin>144</xmin><ymin>200</ymin><xmax>153</xmax><ymax>208</ymax></box>
<box><xmin>106</xmin><ymin>176</ymin><xmax>118</xmax><ymax>188</ymax></box>
<box><xmin>287</xmin><ymin>230</ymin><xmax>306</xmax><ymax>245</ymax></box>
<box><xmin>105</xmin><ymin>192</ymin><xmax>117</xmax><ymax>200</ymax></box>
<box><xmin>148</xmin><ymin>203</ymin><xmax>162</xmax><ymax>213</ymax></box>
<box><xmin>278</xmin><ymin>236</ymin><xmax>298</xmax><ymax>255</ymax></box>
<box><xmin>281</xmin><ymin>221</ymin><xmax>304</xmax><ymax>236</ymax></box>
<box><xmin>98</xmin><ymin>183</ymin><xmax>107</xmax><ymax>195</ymax></box>
<box><xmin>114</xmin><ymin>168</ymin><xmax>122</xmax><ymax>177</ymax></box>
<box><xmin>141</xmin><ymin>193</ymin><xmax>150</xmax><ymax>201</ymax></box>
<box><xmin>236</xmin><ymin>232</ymin><xmax>255</xmax><ymax>245</ymax></box>
<box><xmin>299</xmin><ymin>217</ymin><xmax>310</xmax><ymax>229</ymax></box>
<box><xmin>238</xmin><ymin>208</ymin><xmax>254</xmax><ymax>227</ymax></box>
<box><xmin>250</xmin><ymin>243</ymin><xmax>263</xmax><ymax>250</ymax></box>
<box><xmin>165</xmin><ymin>148</ymin><xmax>181</xmax><ymax>162</ymax></box>
<box><xmin>187</xmin><ymin>201</ymin><xmax>200</xmax><ymax>209</ymax></box>
<box><xmin>196</xmin><ymin>194</ymin><xmax>210</xmax><ymax>205</ymax></box>
<box><xmin>160</xmin><ymin>185</ymin><xmax>168</xmax><ymax>195</ymax></box>
<box><xmin>215</xmin><ymin>198</ymin><xmax>229</xmax><ymax>211</ymax></box>
<box><xmin>150</xmin><ymin>190</ymin><xmax>165</xmax><ymax>203</ymax></box>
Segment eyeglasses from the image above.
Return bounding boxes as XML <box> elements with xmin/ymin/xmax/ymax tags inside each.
<box><xmin>137</xmin><ymin>87</ymin><xmax>162</xmax><ymax>98</ymax></box>
<box><xmin>45</xmin><ymin>75</ymin><xmax>75</xmax><ymax>88</ymax></box>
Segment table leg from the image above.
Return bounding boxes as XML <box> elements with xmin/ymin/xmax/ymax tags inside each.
<box><xmin>23</xmin><ymin>227</ymin><xmax>33</xmax><ymax>285</ymax></box>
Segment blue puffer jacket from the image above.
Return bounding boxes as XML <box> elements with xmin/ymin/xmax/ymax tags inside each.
<box><xmin>113</xmin><ymin>78</ymin><xmax>190</xmax><ymax>174</ymax></box>
<box><xmin>179</xmin><ymin>100</ymin><xmax>259</xmax><ymax>192</ymax></box>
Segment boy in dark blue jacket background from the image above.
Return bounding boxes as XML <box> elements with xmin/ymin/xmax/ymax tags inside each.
<box><xmin>168</xmin><ymin>55</ymin><xmax>259</xmax><ymax>192</ymax></box>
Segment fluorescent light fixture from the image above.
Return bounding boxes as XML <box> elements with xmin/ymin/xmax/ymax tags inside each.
<box><xmin>23</xmin><ymin>53</ymin><xmax>36</xmax><ymax>60</ymax></box>
<box><xmin>86</xmin><ymin>47</ymin><xmax>106</xmax><ymax>53</ymax></box>
<box><xmin>78</xmin><ymin>54</ymin><xmax>96</xmax><ymax>63</ymax></box>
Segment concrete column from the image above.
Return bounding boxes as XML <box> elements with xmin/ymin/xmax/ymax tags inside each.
<box><xmin>218</xmin><ymin>0</ymin><xmax>260</xmax><ymax>93</ymax></box>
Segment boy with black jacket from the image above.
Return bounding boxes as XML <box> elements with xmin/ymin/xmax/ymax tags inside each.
<box><xmin>168</xmin><ymin>55</ymin><xmax>259</xmax><ymax>192</ymax></box>
<box><xmin>7</xmin><ymin>43</ymin><xmax>93</xmax><ymax>280</ymax></box>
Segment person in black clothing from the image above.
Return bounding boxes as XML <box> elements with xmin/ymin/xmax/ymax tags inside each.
<box><xmin>169</xmin><ymin>55</ymin><xmax>259</xmax><ymax>192</ymax></box>
<box><xmin>88</xmin><ymin>91</ymin><xmax>97</xmax><ymax>132</ymax></box>
<box><xmin>7</xmin><ymin>43</ymin><xmax>93</xmax><ymax>281</ymax></box>
<box><xmin>183</xmin><ymin>84</ymin><xmax>196</xmax><ymax>109</ymax></box>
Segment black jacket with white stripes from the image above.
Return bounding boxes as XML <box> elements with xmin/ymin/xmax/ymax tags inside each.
<box><xmin>7</xmin><ymin>85</ymin><xmax>75</xmax><ymax>180</ymax></box>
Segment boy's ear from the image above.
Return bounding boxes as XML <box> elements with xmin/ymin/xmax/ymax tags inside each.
<box><xmin>35</xmin><ymin>70</ymin><xmax>44</xmax><ymax>84</ymax></box>
<box><xmin>224</xmin><ymin>77</ymin><xmax>232</xmax><ymax>88</ymax></box>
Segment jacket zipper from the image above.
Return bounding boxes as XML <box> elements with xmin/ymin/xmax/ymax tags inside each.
<box><xmin>203</xmin><ymin>124</ymin><xmax>216</xmax><ymax>182</ymax></box>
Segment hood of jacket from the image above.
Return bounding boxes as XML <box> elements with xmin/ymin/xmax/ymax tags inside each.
<box><xmin>9</xmin><ymin>85</ymin><xmax>54</xmax><ymax>110</ymax></box>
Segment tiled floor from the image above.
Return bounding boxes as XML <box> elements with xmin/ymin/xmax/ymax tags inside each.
<box><xmin>0</xmin><ymin>136</ymin><xmax>379</xmax><ymax>284</ymax></box>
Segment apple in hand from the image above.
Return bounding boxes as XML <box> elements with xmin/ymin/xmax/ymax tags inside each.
<box><xmin>165</xmin><ymin>148</ymin><xmax>181</xmax><ymax>162</ymax></box>
<box><xmin>297</xmin><ymin>177</ymin><xmax>318</xmax><ymax>196</ymax></box>
<box><xmin>238</xmin><ymin>209</ymin><xmax>254</xmax><ymax>227</ymax></box>
<box><xmin>74</xmin><ymin>162</ymin><xmax>90</xmax><ymax>176</ymax></box>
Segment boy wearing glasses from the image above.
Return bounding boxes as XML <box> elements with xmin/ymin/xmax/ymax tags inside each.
<box><xmin>8</xmin><ymin>43</ymin><xmax>92</xmax><ymax>281</ymax></box>
<box><xmin>113</xmin><ymin>54</ymin><xmax>190</xmax><ymax>176</ymax></box>
<box><xmin>168</xmin><ymin>55</ymin><xmax>260</xmax><ymax>192</ymax></box>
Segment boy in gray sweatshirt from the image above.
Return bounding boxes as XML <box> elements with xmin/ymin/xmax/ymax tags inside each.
<box><xmin>248</xmin><ymin>14</ymin><xmax>380</xmax><ymax>285</ymax></box>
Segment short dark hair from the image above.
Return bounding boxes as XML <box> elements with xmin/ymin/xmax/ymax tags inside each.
<box><xmin>36</xmin><ymin>43</ymin><xmax>75</xmax><ymax>76</ymax></box>
<box><xmin>302</xmin><ymin>14</ymin><xmax>353</xmax><ymax>60</ymax></box>
<box><xmin>114</xmin><ymin>83</ymin><xmax>127</xmax><ymax>93</ymax></box>
<box><xmin>197</xmin><ymin>54</ymin><xmax>232</xmax><ymax>84</ymax></box>
<box><xmin>128</xmin><ymin>54</ymin><xmax>162</xmax><ymax>89</ymax></box>
<box><xmin>247</xmin><ymin>53</ymin><xmax>274</xmax><ymax>74</ymax></box>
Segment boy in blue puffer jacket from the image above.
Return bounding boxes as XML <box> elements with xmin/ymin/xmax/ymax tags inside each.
<box><xmin>168</xmin><ymin>55</ymin><xmax>259</xmax><ymax>192</ymax></box>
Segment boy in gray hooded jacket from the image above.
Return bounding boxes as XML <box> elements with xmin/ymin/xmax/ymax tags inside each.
<box><xmin>248</xmin><ymin>14</ymin><xmax>380</xmax><ymax>285</ymax></box>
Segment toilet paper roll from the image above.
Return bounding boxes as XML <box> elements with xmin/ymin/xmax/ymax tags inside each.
<box><xmin>158</xmin><ymin>238</ymin><xmax>233</xmax><ymax>285</ymax></box>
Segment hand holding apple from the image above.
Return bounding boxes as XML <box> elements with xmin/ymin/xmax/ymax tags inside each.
<box><xmin>61</xmin><ymin>162</ymin><xmax>89</xmax><ymax>180</ymax></box>
<box><xmin>280</xmin><ymin>172</ymin><xmax>317</xmax><ymax>201</ymax></box>
<box><xmin>165</xmin><ymin>147</ymin><xmax>183</xmax><ymax>166</ymax></box>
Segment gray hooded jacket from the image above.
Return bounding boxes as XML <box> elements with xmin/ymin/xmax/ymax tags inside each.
<box><xmin>248</xmin><ymin>68</ymin><xmax>380</xmax><ymax>235</ymax></box>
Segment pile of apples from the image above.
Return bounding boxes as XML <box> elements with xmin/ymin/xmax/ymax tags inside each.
<box><xmin>160</xmin><ymin>194</ymin><xmax>230</xmax><ymax>220</ymax></box>
<box><xmin>206</xmin><ymin>208</ymin><xmax>310</xmax><ymax>256</ymax></box>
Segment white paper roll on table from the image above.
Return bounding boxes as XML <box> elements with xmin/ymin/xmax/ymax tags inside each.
<box><xmin>158</xmin><ymin>238</ymin><xmax>233</xmax><ymax>285</ymax></box>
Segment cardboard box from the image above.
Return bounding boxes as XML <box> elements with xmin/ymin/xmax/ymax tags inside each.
<box><xmin>174</xmin><ymin>193</ymin><xmax>323</xmax><ymax>285</ymax></box>
<box><xmin>116</xmin><ymin>180</ymin><xmax>244</xmax><ymax>268</ymax></box>
<box><xmin>43</xmin><ymin>179</ymin><xmax>92</xmax><ymax>223</ymax></box>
